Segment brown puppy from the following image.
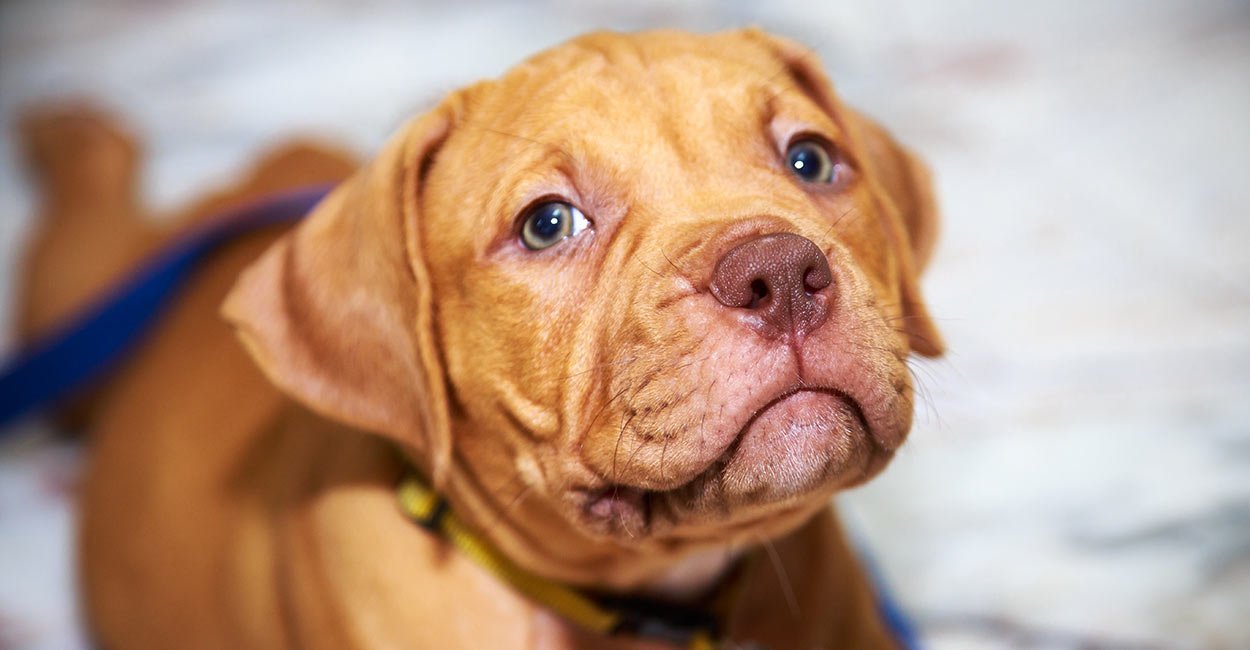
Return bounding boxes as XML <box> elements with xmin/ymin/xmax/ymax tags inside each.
<box><xmin>20</xmin><ymin>29</ymin><xmax>942</xmax><ymax>648</ymax></box>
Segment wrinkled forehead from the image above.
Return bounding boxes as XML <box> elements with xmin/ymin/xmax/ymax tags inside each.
<box><xmin>422</xmin><ymin>32</ymin><xmax>840</xmax><ymax>260</ymax></box>
<box><xmin>454</xmin><ymin>32</ymin><xmax>822</xmax><ymax>170</ymax></box>
<box><xmin>488</xmin><ymin>35</ymin><xmax>780</xmax><ymax>137</ymax></box>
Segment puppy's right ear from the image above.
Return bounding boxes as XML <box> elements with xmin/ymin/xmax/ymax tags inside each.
<box><xmin>222</xmin><ymin>106</ymin><xmax>456</xmax><ymax>480</ymax></box>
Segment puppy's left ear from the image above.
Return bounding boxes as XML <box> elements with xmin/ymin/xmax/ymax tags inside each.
<box><xmin>843</xmin><ymin>108</ymin><xmax>946</xmax><ymax>357</ymax></box>
<box><xmin>745</xmin><ymin>29</ymin><xmax>945</xmax><ymax>357</ymax></box>
<box><xmin>222</xmin><ymin>104</ymin><xmax>458</xmax><ymax>480</ymax></box>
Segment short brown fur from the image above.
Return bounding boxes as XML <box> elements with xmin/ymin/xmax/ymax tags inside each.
<box><xmin>18</xmin><ymin>30</ymin><xmax>942</xmax><ymax>649</ymax></box>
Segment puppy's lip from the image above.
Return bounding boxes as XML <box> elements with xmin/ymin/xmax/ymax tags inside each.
<box><xmin>734</xmin><ymin>385</ymin><xmax>869</xmax><ymax>446</ymax></box>
<box><xmin>669</xmin><ymin>387</ymin><xmax>871</xmax><ymax>500</ymax></box>
<box><xmin>572</xmin><ymin>385</ymin><xmax>872</xmax><ymax>537</ymax></box>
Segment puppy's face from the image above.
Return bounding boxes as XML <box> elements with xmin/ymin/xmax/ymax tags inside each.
<box><xmin>423</xmin><ymin>31</ymin><xmax>942</xmax><ymax>544</ymax></box>
<box><xmin>226</xmin><ymin>30</ymin><xmax>942</xmax><ymax>568</ymax></box>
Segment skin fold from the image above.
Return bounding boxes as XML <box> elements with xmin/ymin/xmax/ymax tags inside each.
<box><xmin>19</xmin><ymin>29</ymin><xmax>943</xmax><ymax>649</ymax></box>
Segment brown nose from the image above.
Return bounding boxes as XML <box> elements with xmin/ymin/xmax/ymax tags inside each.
<box><xmin>710</xmin><ymin>233</ymin><xmax>833</xmax><ymax>339</ymax></box>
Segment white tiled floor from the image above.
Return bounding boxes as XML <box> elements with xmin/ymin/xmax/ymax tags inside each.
<box><xmin>1</xmin><ymin>1</ymin><xmax>1247</xmax><ymax>648</ymax></box>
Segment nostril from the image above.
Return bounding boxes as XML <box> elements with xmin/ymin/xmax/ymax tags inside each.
<box><xmin>804</xmin><ymin>264</ymin><xmax>833</xmax><ymax>295</ymax></box>
<box><xmin>749</xmin><ymin>278</ymin><xmax>769</xmax><ymax>309</ymax></box>
<box><xmin>802</xmin><ymin>266</ymin><xmax>820</xmax><ymax>294</ymax></box>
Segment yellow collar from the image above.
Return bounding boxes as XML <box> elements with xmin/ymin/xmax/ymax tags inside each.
<box><xmin>397</xmin><ymin>472</ymin><xmax>737</xmax><ymax>650</ymax></box>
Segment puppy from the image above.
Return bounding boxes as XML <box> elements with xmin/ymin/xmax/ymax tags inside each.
<box><xmin>19</xmin><ymin>29</ymin><xmax>943</xmax><ymax>649</ymax></box>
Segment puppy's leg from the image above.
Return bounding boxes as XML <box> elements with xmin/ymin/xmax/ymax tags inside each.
<box><xmin>14</xmin><ymin>105</ymin><xmax>359</xmax><ymax>428</ymax></box>
<box><xmin>16</xmin><ymin>104</ymin><xmax>156</xmax><ymax>343</ymax></box>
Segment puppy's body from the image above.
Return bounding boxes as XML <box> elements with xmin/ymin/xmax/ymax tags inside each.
<box><xmin>20</xmin><ymin>30</ymin><xmax>941</xmax><ymax>649</ymax></box>
<box><xmin>75</xmin><ymin>223</ymin><xmax>886</xmax><ymax>648</ymax></box>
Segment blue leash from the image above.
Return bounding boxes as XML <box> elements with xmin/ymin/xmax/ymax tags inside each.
<box><xmin>0</xmin><ymin>185</ymin><xmax>332</xmax><ymax>431</ymax></box>
<box><xmin>861</xmin><ymin>541</ymin><xmax>924</xmax><ymax>650</ymax></box>
<box><xmin>0</xmin><ymin>182</ymin><xmax>922</xmax><ymax>649</ymax></box>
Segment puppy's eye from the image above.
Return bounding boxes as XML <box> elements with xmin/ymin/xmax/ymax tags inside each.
<box><xmin>786</xmin><ymin>139</ymin><xmax>839</xmax><ymax>184</ymax></box>
<box><xmin>520</xmin><ymin>201</ymin><xmax>591</xmax><ymax>250</ymax></box>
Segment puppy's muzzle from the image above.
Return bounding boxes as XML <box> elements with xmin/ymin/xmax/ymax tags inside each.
<box><xmin>710</xmin><ymin>232</ymin><xmax>832</xmax><ymax>341</ymax></box>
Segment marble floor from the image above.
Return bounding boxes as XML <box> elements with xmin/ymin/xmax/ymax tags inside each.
<box><xmin>1</xmin><ymin>1</ymin><xmax>1247</xmax><ymax>648</ymax></box>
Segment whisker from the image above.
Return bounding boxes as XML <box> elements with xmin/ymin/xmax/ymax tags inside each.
<box><xmin>698</xmin><ymin>378</ymin><xmax>718</xmax><ymax>462</ymax></box>
<box><xmin>818</xmin><ymin>206</ymin><xmax>864</xmax><ymax>258</ymax></box>
<box><xmin>761</xmin><ymin>536</ymin><xmax>802</xmax><ymax>620</ymax></box>
<box><xmin>885</xmin><ymin>313</ymin><xmax>964</xmax><ymax>325</ymax></box>
<box><xmin>660</xmin><ymin>248</ymin><xmax>690</xmax><ymax>280</ymax></box>
<box><xmin>483</xmin><ymin>483</ymin><xmax>533</xmax><ymax>539</ymax></box>
<box><xmin>891</xmin><ymin>326</ymin><xmax>942</xmax><ymax>351</ymax></box>
<box><xmin>460</xmin><ymin>121</ymin><xmax>576</xmax><ymax>164</ymax></box>
<box><xmin>579</xmin><ymin>383</ymin><xmax>630</xmax><ymax>445</ymax></box>
<box><xmin>659</xmin><ymin>430</ymin><xmax>671</xmax><ymax>484</ymax></box>
<box><xmin>611</xmin><ymin>400</ymin><xmax>638</xmax><ymax>487</ymax></box>
<box><xmin>905</xmin><ymin>358</ymin><xmax>944</xmax><ymax>427</ymax></box>
<box><xmin>822</xmin><ymin>205</ymin><xmax>857</xmax><ymax>239</ymax></box>
<box><xmin>637</xmin><ymin>257</ymin><xmax>666</xmax><ymax>278</ymax></box>
<box><xmin>619</xmin><ymin>434</ymin><xmax>650</xmax><ymax>486</ymax></box>
<box><xmin>558</xmin><ymin>355</ymin><xmax>637</xmax><ymax>380</ymax></box>
<box><xmin>836</xmin><ymin>338</ymin><xmax>940</xmax><ymax>423</ymax></box>
<box><xmin>884</xmin><ymin>313</ymin><xmax>937</xmax><ymax>324</ymax></box>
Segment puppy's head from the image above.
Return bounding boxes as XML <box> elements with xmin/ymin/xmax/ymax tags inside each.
<box><xmin>226</xmin><ymin>29</ymin><xmax>942</xmax><ymax>578</ymax></box>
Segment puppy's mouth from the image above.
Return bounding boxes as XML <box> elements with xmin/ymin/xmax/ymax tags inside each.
<box><xmin>573</xmin><ymin>388</ymin><xmax>882</xmax><ymax>539</ymax></box>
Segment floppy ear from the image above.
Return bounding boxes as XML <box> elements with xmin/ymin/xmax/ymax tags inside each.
<box><xmin>842</xmin><ymin>108</ymin><xmax>945</xmax><ymax>357</ymax></box>
<box><xmin>745</xmin><ymin>29</ymin><xmax>945</xmax><ymax>357</ymax></box>
<box><xmin>221</xmin><ymin>105</ymin><xmax>456</xmax><ymax>479</ymax></box>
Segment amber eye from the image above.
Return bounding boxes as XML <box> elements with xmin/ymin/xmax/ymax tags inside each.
<box><xmin>520</xmin><ymin>201</ymin><xmax>591</xmax><ymax>250</ymax></box>
<box><xmin>786</xmin><ymin>139</ymin><xmax>838</xmax><ymax>184</ymax></box>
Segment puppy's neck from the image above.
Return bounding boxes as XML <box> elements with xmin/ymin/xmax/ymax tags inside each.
<box><xmin>432</xmin><ymin>454</ymin><xmax>745</xmax><ymax>602</ymax></box>
<box><xmin>633</xmin><ymin>544</ymin><xmax>745</xmax><ymax>603</ymax></box>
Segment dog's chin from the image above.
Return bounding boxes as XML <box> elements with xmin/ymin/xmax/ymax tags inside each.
<box><xmin>573</xmin><ymin>390</ymin><xmax>889</xmax><ymax>541</ymax></box>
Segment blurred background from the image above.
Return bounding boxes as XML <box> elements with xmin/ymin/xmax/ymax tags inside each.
<box><xmin>1</xmin><ymin>0</ymin><xmax>1247</xmax><ymax>648</ymax></box>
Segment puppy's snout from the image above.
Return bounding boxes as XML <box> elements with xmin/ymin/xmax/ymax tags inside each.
<box><xmin>710</xmin><ymin>233</ymin><xmax>832</xmax><ymax>340</ymax></box>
